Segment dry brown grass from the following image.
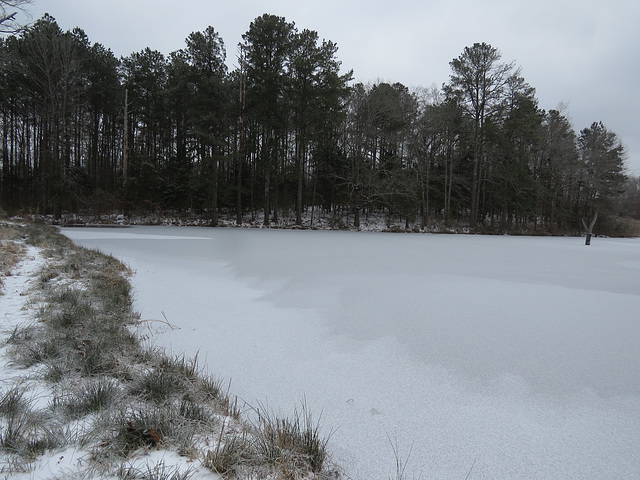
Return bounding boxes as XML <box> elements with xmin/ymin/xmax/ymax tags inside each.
<box><xmin>0</xmin><ymin>223</ymin><xmax>26</xmax><ymax>294</ymax></box>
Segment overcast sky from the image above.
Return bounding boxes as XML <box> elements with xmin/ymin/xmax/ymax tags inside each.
<box><xmin>20</xmin><ymin>0</ymin><xmax>640</xmax><ymax>174</ymax></box>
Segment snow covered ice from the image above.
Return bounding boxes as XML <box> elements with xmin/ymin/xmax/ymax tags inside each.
<box><xmin>61</xmin><ymin>226</ymin><xmax>640</xmax><ymax>479</ymax></box>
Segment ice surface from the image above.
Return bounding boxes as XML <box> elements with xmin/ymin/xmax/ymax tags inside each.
<box><xmin>61</xmin><ymin>226</ymin><xmax>640</xmax><ymax>479</ymax></box>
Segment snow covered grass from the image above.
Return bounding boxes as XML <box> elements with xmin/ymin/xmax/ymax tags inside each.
<box><xmin>0</xmin><ymin>222</ymin><xmax>338</xmax><ymax>479</ymax></box>
<box><xmin>250</xmin><ymin>400</ymin><xmax>331</xmax><ymax>476</ymax></box>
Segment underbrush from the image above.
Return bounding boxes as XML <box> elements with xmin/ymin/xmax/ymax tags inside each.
<box><xmin>0</xmin><ymin>221</ymin><xmax>339</xmax><ymax>478</ymax></box>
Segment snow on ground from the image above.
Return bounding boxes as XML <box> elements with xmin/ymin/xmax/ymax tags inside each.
<box><xmin>0</xmin><ymin>245</ymin><xmax>82</xmax><ymax>479</ymax></box>
<box><xmin>1</xmin><ymin>244</ymin><xmax>44</xmax><ymax>330</ymax></box>
<box><xmin>0</xmin><ymin>238</ymin><xmax>221</xmax><ymax>480</ymax></box>
<box><xmin>0</xmin><ymin>244</ymin><xmax>102</xmax><ymax>480</ymax></box>
<box><xmin>1</xmin><ymin>243</ymin><xmax>47</xmax><ymax>387</ymax></box>
<box><xmin>61</xmin><ymin>227</ymin><xmax>640</xmax><ymax>479</ymax></box>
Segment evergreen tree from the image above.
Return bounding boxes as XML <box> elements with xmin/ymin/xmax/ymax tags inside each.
<box><xmin>121</xmin><ymin>48</ymin><xmax>169</xmax><ymax>207</ymax></box>
<box><xmin>287</xmin><ymin>28</ymin><xmax>350</xmax><ymax>225</ymax></box>
<box><xmin>241</xmin><ymin>14</ymin><xmax>295</xmax><ymax>225</ymax></box>
<box><xmin>577</xmin><ymin>121</ymin><xmax>627</xmax><ymax>215</ymax></box>
<box><xmin>445</xmin><ymin>42</ymin><xmax>516</xmax><ymax>228</ymax></box>
<box><xmin>487</xmin><ymin>74</ymin><xmax>542</xmax><ymax>229</ymax></box>
<box><xmin>535</xmin><ymin>109</ymin><xmax>580</xmax><ymax>229</ymax></box>
<box><xmin>0</xmin><ymin>15</ymin><xmax>632</xmax><ymax>234</ymax></box>
<box><xmin>183</xmin><ymin>26</ymin><xmax>229</xmax><ymax>223</ymax></box>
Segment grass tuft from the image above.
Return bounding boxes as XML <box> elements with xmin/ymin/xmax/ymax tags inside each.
<box><xmin>0</xmin><ymin>385</ymin><xmax>29</xmax><ymax>418</ymax></box>
<box><xmin>197</xmin><ymin>374</ymin><xmax>225</xmax><ymax>402</ymax></box>
<box><xmin>388</xmin><ymin>435</ymin><xmax>418</xmax><ymax>480</ymax></box>
<box><xmin>105</xmin><ymin>406</ymin><xmax>174</xmax><ymax>457</ymax></box>
<box><xmin>117</xmin><ymin>460</ymin><xmax>195</xmax><ymax>480</ymax></box>
<box><xmin>131</xmin><ymin>368</ymin><xmax>189</xmax><ymax>405</ymax></box>
<box><xmin>158</xmin><ymin>352</ymin><xmax>202</xmax><ymax>380</ymax></box>
<box><xmin>251</xmin><ymin>399</ymin><xmax>331</xmax><ymax>474</ymax></box>
<box><xmin>0</xmin><ymin>407</ymin><xmax>64</xmax><ymax>460</ymax></box>
<box><xmin>53</xmin><ymin>377</ymin><xmax>121</xmax><ymax>419</ymax></box>
<box><xmin>203</xmin><ymin>433</ymin><xmax>248</xmax><ymax>476</ymax></box>
<box><xmin>178</xmin><ymin>398</ymin><xmax>213</xmax><ymax>425</ymax></box>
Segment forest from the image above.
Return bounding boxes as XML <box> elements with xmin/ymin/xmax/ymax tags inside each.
<box><xmin>1</xmin><ymin>11</ymin><xmax>639</xmax><ymax>234</ymax></box>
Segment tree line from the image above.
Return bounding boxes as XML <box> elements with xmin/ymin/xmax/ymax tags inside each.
<box><xmin>1</xmin><ymin>12</ymin><xmax>636</xmax><ymax>233</ymax></box>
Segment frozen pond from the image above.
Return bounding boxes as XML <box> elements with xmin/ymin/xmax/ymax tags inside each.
<box><xmin>61</xmin><ymin>226</ymin><xmax>640</xmax><ymax>479</ymax></box>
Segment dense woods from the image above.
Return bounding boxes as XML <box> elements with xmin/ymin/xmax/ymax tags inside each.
<box><xmin>1</xmin><ymin>12</ymin><xmax>637</xmax><ymax>233</ymax></box>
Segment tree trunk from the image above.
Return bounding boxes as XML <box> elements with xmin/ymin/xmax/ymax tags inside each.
<box><xmin>123</xmin><ymin>89</ymin><xmax>129</xmax><ymax>188</ymax></box>
<box><xmin>236</xmin><ymin>147</ymin><xmax>243</xmax><ymax>225</ymax></box>
<box><xmin>582</xmin><ymin>211</ymin><xmax>598</xmax><ymax>246</ymax></box>
<box><xmin>237</xmin><ymin>60</ymin><xmax>246</xmax><ymax>225</ymax></box>
<box><xmin>263</xmin><ymin>170</ymin><xmax>270</xmax><ymax>226</ymax></box>
<box><xmin>210</xmin><ymin>153</ymin><xmax>218</xmax><ymax>227</ymax></box>
<box><xmin>296</xmin><ymin>150</ymin><xmax>304</xmax><ymax>226</ymax></box>
<box><xmin>470</xmin><ymin>121</ymin><xmax>481</xmax><ymax>228</ymax></box>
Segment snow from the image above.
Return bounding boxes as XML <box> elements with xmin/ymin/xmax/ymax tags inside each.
<box><xmin>0</xmin><ymin>245</ymin><xmax>74</xmax><ymax>479</ymax></box>
<box><xmin>0</xmin><ymin>237</ymin><xmax>223</xmax><ymax>479</ymax></box>
<box><xmin>1</xmin><ymin>244</ymin><xmax>44</xmax><ymax>327</ymax></box>
<box><xmin>0</xmin><ymin>244</ymin><xmax>47</xmax><ymax>387</ymax></box>
<box><xmin>60</xmin><ymin>227</ymin><xmax>640</xmax><ymax>479</ymax></box>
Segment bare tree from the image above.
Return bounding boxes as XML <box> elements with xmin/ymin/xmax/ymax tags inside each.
<box><xmin>0</xmin><ymin>0</ymin><xmax>31</xmax><ymax>35</ymax></box>
<box><xmin>582</xmin><ymin>211</ymin><xmax>598</xmax><ymax>245</ymax></box>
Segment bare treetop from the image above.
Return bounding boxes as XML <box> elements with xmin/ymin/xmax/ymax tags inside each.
<box><xmin>0</xmin><ymin>0</ymin><xmax>31</xmax><ymax>35</ymax></box>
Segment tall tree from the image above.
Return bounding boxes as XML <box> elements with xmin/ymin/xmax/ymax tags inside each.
<box><xmin>340</xmin><ymin>82</ymin><xmax>418</xmax><ymax>227</ymax></box>
<box><xmin>121</xmin><ymin>48</ymin><xmax>169</xmax><ymax>206</ymax></box>
<box><xmin>487</xmin><ymin>74</ymin><xmax>542</xmax><ymax>229</ymax></box>
<box><xmin>17</xmin><ymin>15</ymin><xmax>87</xmax><ymax>214</ymax></box>
<box><xmin>413</xmin><ymin>96</ymin><xmax>466</xmax><ymax>227</ymax></box>
<box><xmin>618</xmin><ymin>176</ymin><xmax>640</xmax><ymax>219</ymax></box>
<box><xmin>183</xmin><ymin>26</ymin><xmax>228</xmax><ymax>224</ymax></box>
<box><xmin>83</xmin><ymin>41</ymin><xmax>121</xmax><ymax>192</ymax></box>
<box><xmin>577</xmin><ymin>121</ymin><xmax>626</xmax><ymax>215</ymax></box>
<box><xmin>445</xmin><ymin>42</ymin><xmax>516</xmax><ymax>227</ymax></box>
<box><xmin>164</xmin><ymin>50</ymin><xmax>194</xmax><ymax>210</ymax></box>
<box><xmin>535</xmin><ymin>109</ymin><xmax>579</xmax><ymax>229</ymax></box>
<box><xmin>241</xmin><ymin>14</ymin><xmax>295</xmax><ymax>225</ymax></box>
<box><xmin>287</xmin><ymin>28</ymin><xmax>350</xmax><ymax>225</ymax></box>
<box><xmin>367</xmin><ymin>82</ymin><xmax>418</xmax><ymax>225</ymax></box>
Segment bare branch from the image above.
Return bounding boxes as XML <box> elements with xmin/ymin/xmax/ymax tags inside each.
<box><xmin>0</xmin><ymin>0</ymin><xmax>32</xmax><ymax>34</ymax></box>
